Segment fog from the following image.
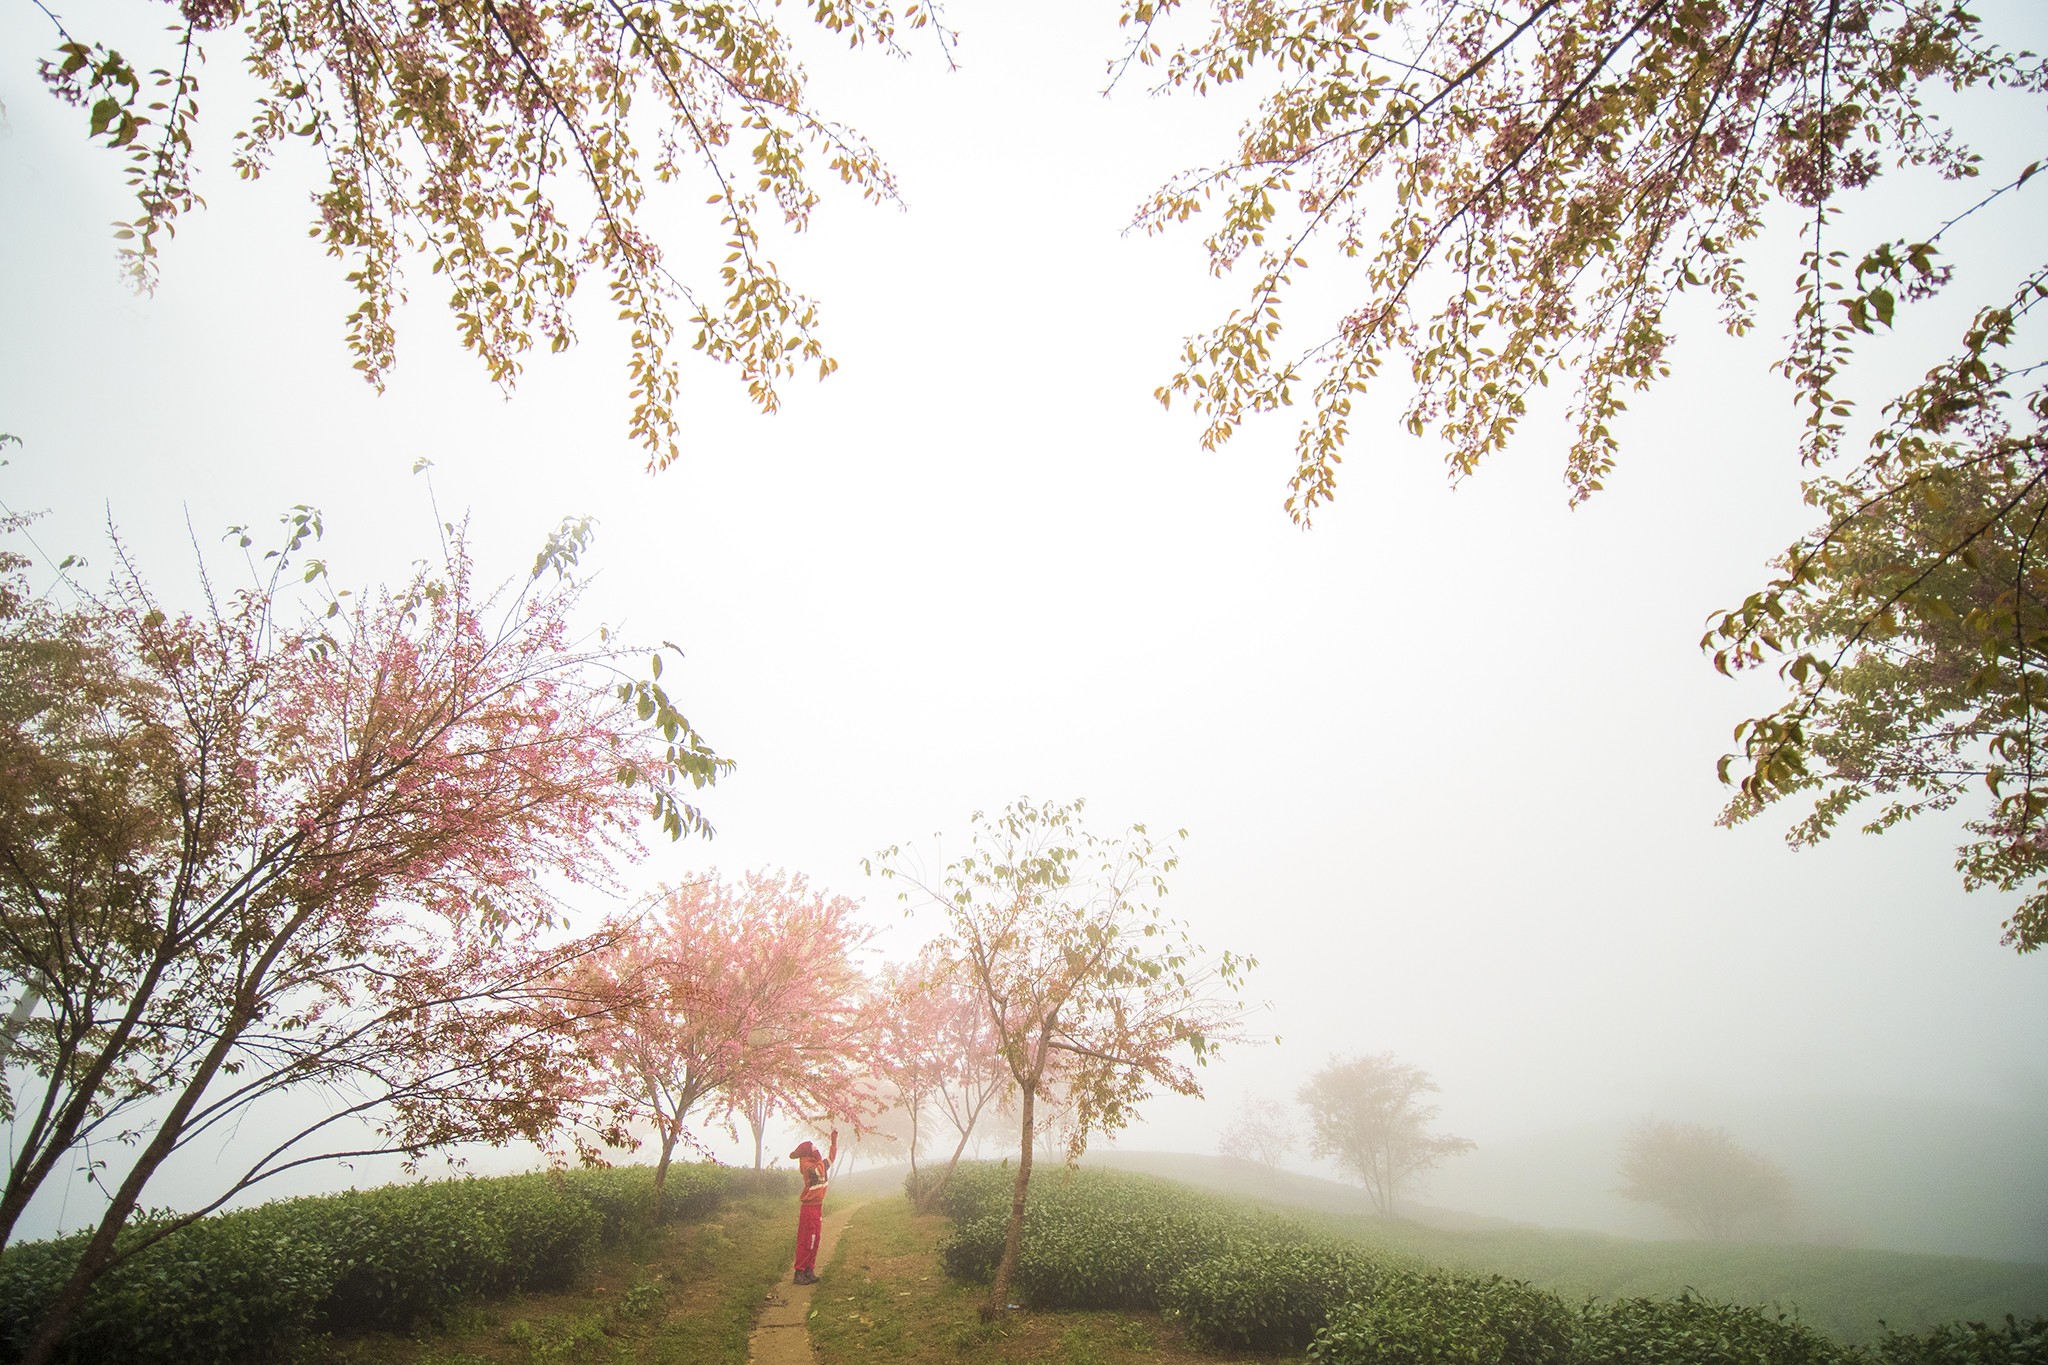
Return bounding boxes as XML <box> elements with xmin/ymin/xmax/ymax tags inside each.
<box><xmin>3</xmin><ymin>0</ymin><xmax>2044</xmax><ymax>1264</ymax></box>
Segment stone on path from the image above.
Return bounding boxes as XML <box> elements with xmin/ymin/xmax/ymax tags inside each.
<box><xmin>745</xmin><ymin>1204</ymin><xmax>857</xmax><ymax>1365</ymax></box>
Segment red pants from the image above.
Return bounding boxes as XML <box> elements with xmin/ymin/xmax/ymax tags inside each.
<box><xmin>793</xmin><ymin>1202</ymin><xmax>823</xmax><ymax>1274</ymax></box>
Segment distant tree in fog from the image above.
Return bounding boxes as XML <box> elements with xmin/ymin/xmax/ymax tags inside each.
<box><xmin>733</xmin><ymin>1089</ymin><xmax>774</xmax><ymax>1170</ymax></box>
<box><xmin>1218</xmin><ymin>1094</ymin><xmax>1293</xmax><ymax>1169</ymax></box>
<box><xmin>874</xmin><ymin>945</ymin><xmax>1014</xmax><ymax>1212</ymax></box>
<box><xmin>1619</xmin><ymin>1119</ymin><xmax>1792</xmax><ymax>1240</ymax></box>
<box><xmin>1300</xmin><ymin>1053</ymin><xmax>1473</xmax><ymax>1217</ymax></box>
<box><xmin>835</xmin><ymin>1095</ymin><xmax>916</xmax><ymax>1175</ymax></box>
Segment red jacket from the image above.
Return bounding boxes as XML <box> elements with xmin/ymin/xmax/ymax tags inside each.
<box><xmin>797</xmin><ymin>1132</ymin><xmax>837</xmax><ymax>1205</ymax></box>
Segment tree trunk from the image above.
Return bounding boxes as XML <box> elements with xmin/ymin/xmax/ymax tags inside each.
<box><xmin>906</xmin><ymin>1122</ymin><xmax>922</xmax><ymax>1194</ymax></box>
<box><xmin>914</xmin><ymin>1123</ymin><xmax>979</xmax><ymax>1215</ymax></box>
<box><xmin>981</xmin><ymin>1080</ymin><xmax>1036</xmax><ymax>1321</ymax></box>
<box><xmin>16</xmin><ymin>996</ymin><xmax>256</xmax><ymax>1365</ymax></box>
<box><xmin>0</xmin><ymin>937</ymin><xmax>186</xmax><ymax>1250</ymax></box>
<box><xmin>744</xmin><ymin>1093</ymin><xmax>768</xmax><ymax>1170</ymax></box>
<box><xmin>653</xmin><ymin>1125</ymin><xmax>678</xmax><ymax>1219</ymax></box>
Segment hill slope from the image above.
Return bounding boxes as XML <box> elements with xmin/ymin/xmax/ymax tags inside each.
<box><xmin>1081</xmin><ymin>1152</ymin><xmax>2048</xmax><ymax>1343</ymax></box>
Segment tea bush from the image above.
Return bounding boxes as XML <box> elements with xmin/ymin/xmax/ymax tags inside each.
<box><xmin>1307</xmin><ymin>1269</ymin><xmax>1578</xmax><ymax>1365</ymax></box>
<box><xmin>550</xmin><ymin>1163</ymin><xmax>742</xmax><ymax>1244</ymax></box>
<box><xmin>928</xmin><ymin>1162</ymin><xmax>1396</xmax><ymax>1348</ymax></box>
<box><xmin>0</xmin><ymin>1206</ymin><xmax>338</xmax><ymax>1365</ymax></box>
<box><xmin>1863</xmin><ymin>1314</ymin><xmax>2048</xmax><ymax>1365</ymax></box>
<box><xmin>300</xmin><ymin>1173</ymin><xmax>602</xmax><ymax>1334</ymax></box>
<box><xmin>932</xmin><ymin>1165</ymin><xmax>1249</xmax><ymax>1309</ymax></box>
<box><xmin>937</xmin><ymin>1213</ymin><xmax>1008</xmax><ymax>1285</ymax></box>
<box><xmin>0</xmin><ymin>1162</ymin><xmax>774</xmax><ymax>1364</ymax></box>
<box><xmin>1565</xmin><ymin>1291</ymin><xmax>1850</xmax><ymax>1365</ymax></box>
<box><xmin>1163</xmin><ymin>1238</ymin><xmax>1383</xmax><ymax>1350</ymax></box>
<box><xmin>909</xmin><ymin>1159</ymin><xmax>1011</xmax><ymax>1224</ymax></box>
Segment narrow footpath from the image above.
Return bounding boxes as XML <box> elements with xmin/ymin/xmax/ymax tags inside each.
<box><xmin>744</xmin><ymin>1203</ymin><xmax>858</xmax><ymax>1365</ymax></box>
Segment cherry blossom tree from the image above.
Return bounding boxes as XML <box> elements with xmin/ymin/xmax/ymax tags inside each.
<box><xmin>874</xmin><ymin>946</ymin><xmax>1012</xmax><ymax>1210</ymax></box>
<box><xmin>0</xmin><ymin>498</ymin><xmax>725</xmax><ymax>1365</ymax></box>
<box><xmin>571</xmin><ymin>868</ymin><xmax>874</xmax><ymax>1201</ymax></box>
<box><xmin>871</xmin><ymin>797</ymin><xmax>1255</xmax><ymax>1319</ymax></box>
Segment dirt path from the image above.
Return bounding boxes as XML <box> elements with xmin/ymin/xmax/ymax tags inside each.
<box><xmin>744</xmin><ymin>1202</ymin><xmax>858</xmax><ymax>1365</ymax></box>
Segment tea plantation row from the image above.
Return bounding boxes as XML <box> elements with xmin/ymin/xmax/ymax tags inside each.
<box><xmin>0</xmin><ymin>1162</ymin><xmax>787</xmax><ymax>1364</ymax></box>
<box><xmin>920</xmin><ymin>1164</ymin><xmax>2048</xmax><ymax>1364</ymax></box>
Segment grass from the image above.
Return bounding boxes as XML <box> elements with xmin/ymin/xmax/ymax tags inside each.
<box><xmin>295</xmin><ymin>1191</ymin><xmax>794</xmax><ymax>1365</ymax></box>
<box><xmin>807</xmin><ymin>1193</ymin><xmax>1300</xmax><ymax>1365</ymax></box>
<box><xmin>1084</xmin><ymin>1154</ymin><xmax>2048</xmax><ymax>1344</ymax></box>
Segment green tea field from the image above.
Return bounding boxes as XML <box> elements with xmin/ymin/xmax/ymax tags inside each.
<box><xmin>1084</xmin><ymin>1152</ymin><xmax>2048</xmax><ymax>1343</ymax></box>
<box><xmin>6</xmin><ymin>1160</ymin><xmax>2043</xmax><ymax>1363</ymax></box>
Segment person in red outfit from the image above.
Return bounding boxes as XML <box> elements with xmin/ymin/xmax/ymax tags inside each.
<box><xmin>788</xmin><ymin>1127</ymin><xmax>837</xmax><ymax>1284</ymax></box>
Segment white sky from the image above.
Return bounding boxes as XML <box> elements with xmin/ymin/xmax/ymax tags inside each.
<box><xmin>3</xmin><ymin>0</ymin><xmax>2044</xmax><ymax>1249</ymax></box>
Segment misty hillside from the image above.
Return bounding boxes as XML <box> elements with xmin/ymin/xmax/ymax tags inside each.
<box><xmin>1415</xmin><ymin>1096</ymin><xmax>2048</xmax><ymax>1264</ymax></box>
<box><xmin>1079</xmin><ymin>1151</ymin><xmax>2048</xmax><ymax>1343</ymax></box>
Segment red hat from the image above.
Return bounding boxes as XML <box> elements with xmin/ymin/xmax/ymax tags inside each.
<box><xmin>789</xmin><ymin>1141</ymin><xmax>818</xmax><ymax>1160</ymax></box>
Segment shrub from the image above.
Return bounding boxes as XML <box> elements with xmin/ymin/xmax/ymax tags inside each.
<box><xmin>1567</xmin><ymin>1291</ymin><xmax>1850</xmax><ymax>1365</ymax></box>
<box><xmin>903</xmin><ymin>1165</ymin><xmax>943</xmax><ymax>1209</ymax></box>
<box><xmin>925</xmin><ymin>1160</ymin><xmax>1403</xmax><ymax>1342</ymax></box>
<box><xmin>1013</xmin><ymin>1185</ymin><xmax>1241</xmax><ymax>1309</ymax></box>
<box><xmin>1165</xmin><ymin>1238</ymin><xmax>1382</xmax><ymax>1351</ymax></box>
<box><xmin>307</xmin><ymin>1174</ymin><xmax>603</xmax><ymax>1334</ymax></box>
<box><xmin>1308</xmin><ymin>1269</ymin><xmax>1575</xmax><ymax>1365</ymax></box>
<box><xmin>0</xmin><ymin>1207</ymin><xmax>337</xmax><ymax>1365</ymax></box>
<box><xmin>1010</xmin><ymin>1203</ymin><xmax>1163</xmax><ymax>1309</ymax></box>
<box><xmin>1864</xmin><ymin>1315</ymin><xmax>2048</xmax><ymax>1365</ymax></box>
<box><xmin>555</xmin><ymin>1165</ymin><xmax>667</xmax><ymax>1244</ymax></box>
<box><xmin>930</xmin><ymin>1164</ymin><xmax>1262</xmax><ymax>1310</ymax></box>
<box><xmin>0</xmin><ymin>1161</ymin><xmax>752</xmax><ymax>1364</ymax></box>
<box><xmin>913</xmin><ymin>1159</ymin><xmax>1012</xmax><ymax>1224</ymax></box>
<box><xmin>938</xmin><ymin>1214</ymin><xmax>1008</xmax><ymax>1285</ymax></box>
<box><xmin>553</xmin><ymin>1163</ymin><xmax>756</xmax><ymax>1243</ymax></box>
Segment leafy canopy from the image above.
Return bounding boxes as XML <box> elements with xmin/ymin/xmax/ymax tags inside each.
<box><xmin>34</xmin><ymin>0</ymin><xmax>952</xmax><ymax>465</ymax></box>
<box><xmin>1124</xmin><ymin>0</ymin><xmax>2048</xmax><ymax>949</ymax></box>
<box><xmin>1122</xmin><ymin>0</ymin><xmax>2037</xmax><ymax>515</ymax></box>
<box><xmin>872</xmin><ymin>943</ymin><xmax>1014</xmax><ymax>1210</ymax></box>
